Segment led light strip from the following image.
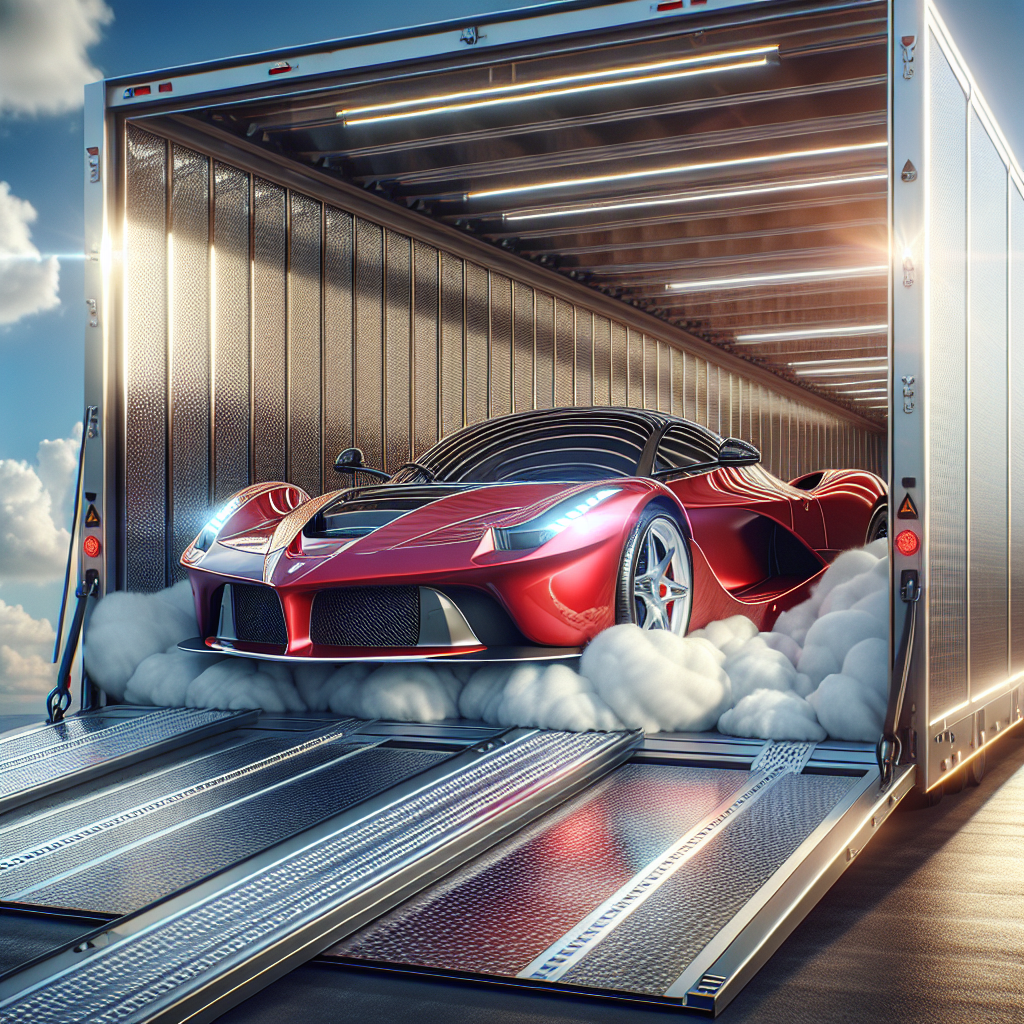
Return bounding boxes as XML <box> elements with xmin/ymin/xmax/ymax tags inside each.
<box><xmin>503</xmin><ymin>172</ymin><xmax>888</xmax><ymax>222</ymax></box>
<box><xmin>792</xmin><ymin>364</ymin><xmax>888</xmax><ymax>376</ymax></box>
<box><xmin>667</xmin><ymin>263</ymin><xmax>887</xmax><ymax>292</ymax></box>
<box><xmin>825</xmin><ymin>387</ymin><xmax>888</xmax><ymax>395</ymax></box>
<box><xmin>339</xmin><ymin>45</ymin><xmax>779</xmax><ymax>119</ymax></box>
<box><xmin>736</xmin><ymin>322</ymin><xmax>888</xmax><ymax>342</ymax></box>
<box><xmin>470</xmin><ymin>141</ymin><xmax>886</xmax><ymax>200</ymax></box>
<box><xmin>343</xmin><ymin>59</ymin><xmax>770</xmax><ymax>127</ymax></box>
<box><xmin>788</xmin><ymin>355</ymin><xmax>889</xmax><ymax>366</ymax></box>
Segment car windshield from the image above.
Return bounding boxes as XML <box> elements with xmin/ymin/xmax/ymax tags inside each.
<box><xmin>391</xmin><ymin>411</ymin><xmax>653</xmax><ymax>484</ymax></box>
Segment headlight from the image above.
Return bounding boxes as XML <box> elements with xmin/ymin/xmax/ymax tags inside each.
<box><xmin>192</xmin><ymin>497</ymin><xmax>243</xmax><ymax>552</ymax></box>
<box><xmin>494</xmin><ymin>487</ymin><xmax>620</xmax><ymax>551</ymax></box>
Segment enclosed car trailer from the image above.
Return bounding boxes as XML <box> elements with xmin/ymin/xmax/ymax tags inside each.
<box><xmin>1</xmin><ymin>0</ymin><xmax>1023</xmax><ymax>1020</ymax></box>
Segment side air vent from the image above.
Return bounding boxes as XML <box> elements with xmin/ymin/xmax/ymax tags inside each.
<box><xmin>230</xmin><ymin>584</ymin><xmax>288</xmax><ymax>646</ymax></box>
<box><xmin>311</xmin><ymin>587</ymin><xmax>420</xmax><ymax>647</ymax></box>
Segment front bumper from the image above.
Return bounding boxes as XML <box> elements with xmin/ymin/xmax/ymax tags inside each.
<box><xmin>183</xmin><ymin>579</ymin><xmax>584</xmax><ymax>662</ymax></box>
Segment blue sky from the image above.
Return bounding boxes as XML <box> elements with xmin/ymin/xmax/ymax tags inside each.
<box><xmin>0</xmin><ymin>0</ymin><xmax>1022</xmax><ymax>715</ymax></box>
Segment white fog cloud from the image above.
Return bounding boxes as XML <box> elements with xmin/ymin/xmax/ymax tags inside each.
<box><xmin>0</xmin><ymin>425</ymin><xmax>80</xmax><ymax>583</ymax></box>
<box><xmin>0</xmin><ymin>182</ymin><xmax>60</xmax><ymax>326</ymax></box>
<box><xmin>85</xmin><ymin>543</ymin><xmax>892</xmax><ymax>745</ymax></box>
<box><xmin>0</xmin><ymin>0</ymin><xmax>113</xmax><ymax>116</ymax></box>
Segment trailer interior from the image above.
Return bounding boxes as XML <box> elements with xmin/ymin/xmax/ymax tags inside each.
<box><xmin>187</xmin><ymin>0</ymin><xmax>890</xmax><ymax>422</ymax></box>
<box><xmin>2</xmin><ymin>0</ymin><xmax>1023</xmax><ymax>1022</ymax></box>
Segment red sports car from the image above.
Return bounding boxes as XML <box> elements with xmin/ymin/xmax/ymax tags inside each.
<box><xmin>179</xmin><ymin>408</ymin><xmax>886</xmax><ymax>663</ymax></box>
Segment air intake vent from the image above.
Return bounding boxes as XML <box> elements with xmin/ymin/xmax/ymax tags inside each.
<box><xmin>231</xmin><ymin>584</ymin><xmax>287</xmax><ymax>646</ymax></box>
<box><xmin>311</xmin><ymin>587</ymin><xmax>420</xmax><ymax>647</ymax></box>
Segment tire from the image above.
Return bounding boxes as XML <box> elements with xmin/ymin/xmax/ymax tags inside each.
<box><xmin>615</xmin><ymin>506</ymin><xmax>693</xmax><ymax>635</ymax></box>
<box><xmin>865</xmin><ymin>503</ymin><xmax>888</xmax><ymax>544</ymax></box>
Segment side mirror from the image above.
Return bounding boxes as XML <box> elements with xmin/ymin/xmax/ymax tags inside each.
<box><xmin>333</xmin><ymin>447</ymin><xmax>390</xmax><ymax>480</ymax></box>
<box><xmin>718</xmin><ymin>438</ymin><xmax>760</xmax><ymax>466</ymax></box>
<box><xmin>334</xmin><ymin>447</ymin><xmax>365</xmax><ymax>470</ymax></box>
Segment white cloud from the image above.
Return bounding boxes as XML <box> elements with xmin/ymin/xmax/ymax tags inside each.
<box><xmin>0</xmin><ymin>181</ymin><xmax>60</xmax><ymax>326</ymax></box>
<box><xmin>84</xmin><ymin>544</ymin><xmax>892</xmax><ymax>745</ymax></box>
<box><xmin>0</xmin><ymin>0</ymin><xmax>113</xmax><ymax>116</ymax></box>
<box><xmin>0</xmin><ymin>598</ymin><xmax>55</xmax><ymax>708</ymax></box>
<box><xmin>0</xmin><ymin>424</ymin><xmax>80</xmax><ymax>584</ymax></box>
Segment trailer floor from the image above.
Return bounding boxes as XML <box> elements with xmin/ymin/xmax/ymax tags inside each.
<box><xmin>1</xmin><ymin>727</ymin><xmax>1020</xmax><ymax>1022</ymax></box>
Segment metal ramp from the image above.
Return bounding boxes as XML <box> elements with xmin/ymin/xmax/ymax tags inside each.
<box><xmin>0</xmin><ymin>719</ymin><xmax>459</xmax><ymax>915</ymax></box>
<box><xmin>0</xmin><ymin>728</ymin><xmax>637</xmax><ymax>1024</ymax></box>
<box><xmin>331</xmin><ymin>737</ymin><xmax>915</xmax><ymax>1016</ymax></box>
<box><xmin>0</xmin><ymin>708</ymin><xmax>256</xmax><ymax>815</ymax></box>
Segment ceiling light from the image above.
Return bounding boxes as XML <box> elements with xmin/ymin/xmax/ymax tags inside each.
<box><xmin>503</xmin><ymin>172</ymin><xmax>887</xmax><ymax>222</ymax></box>
<box><xmin>470</xmin><ymin>141</ymin><xmax>886</xmax><ymax>200</ymax></box>
<box><xmin>340</xmin><ymin>45</ymin><xmax>778</xmax><ymax>119</ymax></box>
<box><xmin>736</xmin><ymin>323</ymin><xmax>888</xmax><ymax>342</ymax></box>
<box><xmin>343</xmin><ymin>53</ymin><xmax>772</xmax><ymax>127</ymax></box>
<box><xmin>826</xmin><ymin>387</ymin><xmax>888</xmax><ymax>395</ymax></box>
<box><xmin>667</xmin><ymin>264</ymin><xmax>887</xmax><ymax>292</ymax></box>
<box><xmin>788</xmin><ymin>355</ymin><xmax>889</xmax><ymax>366</ymax></box>
<box><xmin>792</xmin><ymin>364</ymin><xmax>888</xmax><ymax>376</ymax></box>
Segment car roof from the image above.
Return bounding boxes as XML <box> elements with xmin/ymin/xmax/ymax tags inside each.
<box><xmin>451</xmin><ymin>405</ymin><xmax>722</xmax><ymax>437</ymax></box>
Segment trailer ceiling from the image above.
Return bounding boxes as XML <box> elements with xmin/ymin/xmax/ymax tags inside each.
<box><xmin>174</xmin><ymin>0</ymin><xmax>889</xmax><ymax>421</ymax></box>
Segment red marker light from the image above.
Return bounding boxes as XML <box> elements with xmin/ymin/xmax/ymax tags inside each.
<box><xmin>895</xmin><ymin>530</ymin><xmax>919</xmax><ymax>556</ymax></box>
<box><xmin>158</xmin><ymin>82</ymin><xmax>173</xmax><ymax>93</ymax></box>
<box><xmin>83</xmin><ymin>535</ymin><xmax>101</xmax><ymax>558</ymax></box>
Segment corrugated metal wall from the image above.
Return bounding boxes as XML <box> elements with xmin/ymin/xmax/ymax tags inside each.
<box><xmin>924</xmin><ymin>29</ymin><xmax>1023</xmax><ymax>721</ymax></box>
<box><xmin>121</xmin><ymin>123</ymin><xmax>885</xmax><ymax>591</ymax></box>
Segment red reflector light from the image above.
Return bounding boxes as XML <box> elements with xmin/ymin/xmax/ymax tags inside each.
<box><xmin>83</xmin><ymin>535</ymin><xmax>101</xmax><ymax>558</ymax></box>
<box><xmin>158</xmin><ymin>82</ymin><xmax>173</xmax><ymax>93</ymax></box>
<box><xmin>134</xmin><ymin>85</ymin><xmax>151</xmax><ymax>96</ymax></box>
<box><xmin>656</xmin><ymin>1</ymin><xmax>683</xmax><ymax>9</ymax></box>
<box><xmin>269</xmin><ymin>62</ymin><xmax>292</xmax><ymax>75</ymax></box>
<box><xmin>895</xmin><ymin>530</ymin><xmax>920</xmax><ymax>556</ymax></box>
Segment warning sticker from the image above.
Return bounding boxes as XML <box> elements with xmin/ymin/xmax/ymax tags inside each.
<box><xmin>897</xmin><ymin>493</ymin><xmax>918</xmax><ymax>520</ymax></box>
<box><xmin>85</xmin><ymin>504</ymin><xmax>101</xmax><ymax>527</ymax></box>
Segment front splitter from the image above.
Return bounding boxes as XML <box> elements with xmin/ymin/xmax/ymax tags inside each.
<box><xmin>177</xmin><ymin>637</ymin><xmax>583</xmax><ymax>663</ymax></box>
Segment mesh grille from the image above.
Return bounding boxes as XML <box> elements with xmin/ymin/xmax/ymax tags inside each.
<box><xmin>310</xmin><ymin>587</ymin><xmax>419</xmax><ymax>647</ymax></box>
<box><xmin>232</xmin><ymin>584</ymin><xmax>287</xmax><ymax>646</ymax></box>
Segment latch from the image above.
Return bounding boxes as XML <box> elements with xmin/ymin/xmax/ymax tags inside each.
<box><xmin>901</xmin><ymin>375</ymin><xmax>915</xmax><ymax>414</ymax></box>
<box><xmin>902</xmin><ymin>254</ymin><xmax>915</xmax><ymax>288</ymax></box>
<box><xmin>901</xmin><ymin>35</ymin><xmax>916</xmax><ymax>79</ymax></box>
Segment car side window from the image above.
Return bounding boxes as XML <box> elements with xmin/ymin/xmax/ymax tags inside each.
<box><xmin>654</xmin><ymin>424</ymin><xmax>720</xmax><ymax>474</ymax></box>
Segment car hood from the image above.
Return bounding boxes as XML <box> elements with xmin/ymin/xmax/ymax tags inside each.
<box><xmin>312</xmin><ymin>481</ymin><xmax>598</xmax><ymax>552</ymax></box>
